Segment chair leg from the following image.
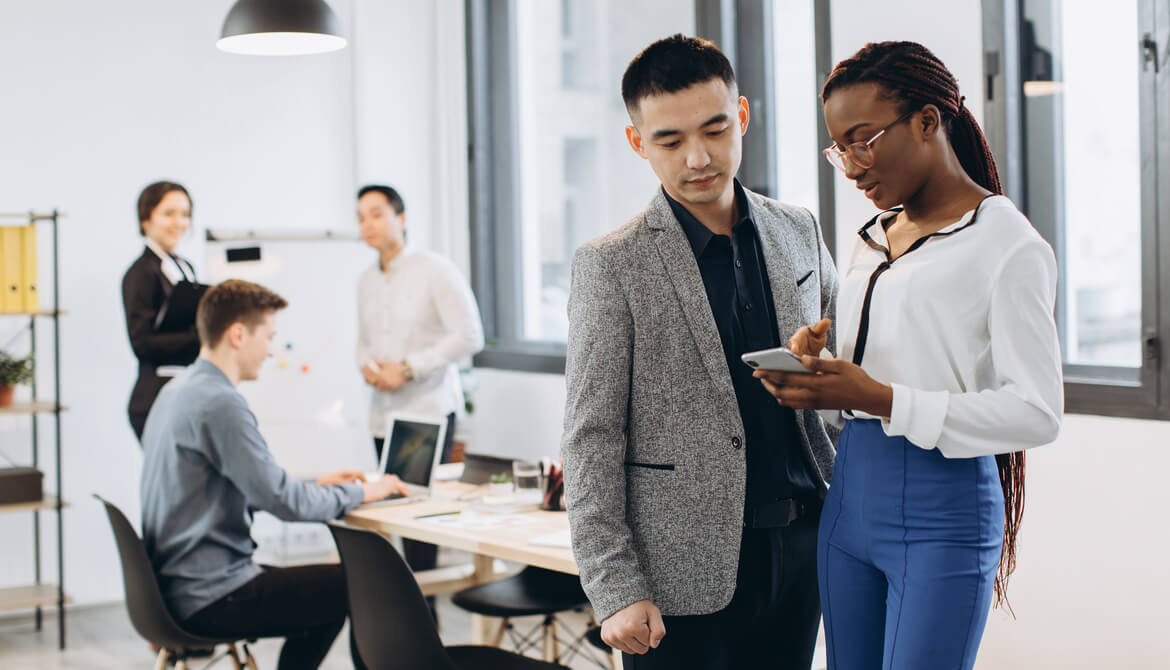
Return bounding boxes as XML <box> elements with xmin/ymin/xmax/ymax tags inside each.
<box><xmin>549</xmin><ymin>618</ymin><xmax>560</xmax><ymax>661</ymax></box>
<box><xmin>490</xmin><ymin>618</ymin><xmax>509</xmax><ymax>647</ymax></box>
<box><xmin>243</xmin><ymin>642</ymin><xmax>260</xmax><ymax>670</ymax></box>
<box><xmin>175</xmin><ymin>661</ymin><xmax>189</xmax><ymax>670</ymax></box>
<box><xmin>153</xmin><ymin>648</ymin><xmax>170</xmax><ymax>670</ymax></box>
<box><xmin>226</xmin><ymin>642</ymin><xmax>245</xmax><ymax>670</ymax></box>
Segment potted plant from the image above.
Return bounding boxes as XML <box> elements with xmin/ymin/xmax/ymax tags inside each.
<box><xmin>0</xmin><ymin>351</ymin><xmax>34</xmax><ymax>408</ymax></box>
<box><xmin>487</xmin><ymin>472</ymin><xmax>513</xmax><ymax>498</ymax></box>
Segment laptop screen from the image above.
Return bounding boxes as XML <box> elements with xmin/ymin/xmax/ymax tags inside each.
<box><xmin>383</xmin><ymin>418</ymin><xmax>443</xmax><ymax>487</ymax></box>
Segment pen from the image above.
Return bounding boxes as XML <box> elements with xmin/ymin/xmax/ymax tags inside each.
<box><xmin>415</xmin><ymin>510</ymin><xmax>460</xmax><ymax>520</ymax></box>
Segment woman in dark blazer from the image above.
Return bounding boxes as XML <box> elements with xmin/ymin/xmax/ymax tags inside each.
<box><xmin>121</xmin><ymin>181</ymin><xmax>201</xmax><ymax>441</ymax></box>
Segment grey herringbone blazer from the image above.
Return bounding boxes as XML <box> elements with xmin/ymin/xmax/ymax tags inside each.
<box><xmin>561</xmin><ymin>187</ymin><xmax>838</xmax><ymax>623</ymax></box>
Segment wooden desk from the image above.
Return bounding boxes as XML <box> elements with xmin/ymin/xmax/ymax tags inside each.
<box><xmin>344</xmin><ymin>481</ymin><xmax>627</xmax><ymax>667</ymax></box>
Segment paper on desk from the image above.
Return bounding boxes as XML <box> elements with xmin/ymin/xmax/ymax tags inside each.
<box><xmin>421</xmin><ymin>512</ymin><xmax>539</xmax><ymax>531</ymax></box>
<box><xmin>527</xmin><ymin>529</ymin><xmax>571</xmax><ymax>548</ymax></box>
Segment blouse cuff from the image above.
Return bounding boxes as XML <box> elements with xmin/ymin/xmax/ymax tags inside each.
<box><xmin>886</xmin><ymin>383</ymin><xmax>949</xmax><ymax>450</ymax></box>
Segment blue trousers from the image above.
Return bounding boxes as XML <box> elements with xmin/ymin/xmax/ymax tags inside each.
<box><xmin>818</xmin><ymin>420</ymin><xmax>1003</xmax><ymax>670</ymax></box>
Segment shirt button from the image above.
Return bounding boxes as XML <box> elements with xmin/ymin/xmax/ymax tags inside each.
<box><xmin>735</xmin><ymin>259</ymin><xmax>742</xmax><ymax>268</ymax></box>
<box><xmin>744</xmin><ymin>303</ymin><xmax>754</xmax><ymax>311</ymax></box>
<box><xmin>731</xmin><ymin>436</ymin><xmax>742</xmax><ymax>449</ymax></box>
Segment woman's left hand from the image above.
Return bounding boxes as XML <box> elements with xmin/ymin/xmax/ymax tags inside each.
<box><xmin>753</xmin><ymin>356</ymin><xmax>893</xmax><ymax>417</ymax></box>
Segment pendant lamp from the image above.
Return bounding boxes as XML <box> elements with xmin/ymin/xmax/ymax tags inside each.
<box><xmin>217</xmin><ymin>0</ymin><xmax>346</xmax><ymax>56</ymax></box>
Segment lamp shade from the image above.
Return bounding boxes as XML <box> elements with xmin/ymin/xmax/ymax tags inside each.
<box><xmin>217</xmin><ymin>0</ymin><xmax>346</xmax><ymax>56</ymax></box>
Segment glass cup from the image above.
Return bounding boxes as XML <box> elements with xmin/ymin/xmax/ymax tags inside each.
<box><xmin>511</xmin><ymin>461</ymin><xmax>542</xmax><ymax>501</ymax></box>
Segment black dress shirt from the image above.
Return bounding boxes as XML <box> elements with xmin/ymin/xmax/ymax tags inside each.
<box><xmin>664</xmin><ymin>181</ymin><xmax>818</xmax><ymax>509</ymax></box>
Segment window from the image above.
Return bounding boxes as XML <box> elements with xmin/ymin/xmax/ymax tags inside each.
<box><xmin>467</xmin><ymin>0</ymin><xmax>697</xmax><ymax>372</ymax></box>
<box><xmin>468</xmin><ymin>0</ymin><xmax>834</xmax><ymax>372</ymax></box>
<box><xmin>983</xmin><ymin>0</ymin><xmax>1170</xmax><ymax>418</ymax></box>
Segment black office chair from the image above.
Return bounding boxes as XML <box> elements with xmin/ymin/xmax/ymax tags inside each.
<box><xmin>327</xmin><ymin>522</ymin><xmax>568</xmax><ymax>670</ymax></box>
<box><xmin>451</xmin><ymin>566</ymin><xmax>613</xmax><ymax>669</ymax></box>
<box><xmin>95</xmin><ymin>495</ymin><xmax>259</xmax><ymax>670</ymax></box>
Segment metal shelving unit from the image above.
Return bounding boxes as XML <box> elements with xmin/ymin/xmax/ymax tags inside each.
<box><xmin>0</xmin><ymin>209</ymin><xmax>67</xmax><ymax>649</ymax></box>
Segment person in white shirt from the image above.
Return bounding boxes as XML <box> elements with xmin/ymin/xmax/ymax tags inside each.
<box><xmin>354</xmin><ymin>183</ymin><xmax>485</xmax><ymax>613</ymax></box>
<box><xmin>754</xmin><ymin>42</ymin><xmax>1063</xmax><ymax>670</ymax></box>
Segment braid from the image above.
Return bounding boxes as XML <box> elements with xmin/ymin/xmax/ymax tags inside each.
<box><xmin>824</xmin><ymin>41</ymin><xmax>1022</xmax><ymax>613</ymax></box>
<box><xmin>823</xmin><ymin>41</ymin><xmax>1002</xmax><ymax>195</ymax></box>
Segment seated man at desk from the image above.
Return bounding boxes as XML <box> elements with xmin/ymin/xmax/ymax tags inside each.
<box><xmin>140</xmin><ymin>279</ymin><xmax>409</xmax><ymax>670</ymax></box>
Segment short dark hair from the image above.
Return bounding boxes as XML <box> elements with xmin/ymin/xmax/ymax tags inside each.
<box><xmin>196</xmin><ymin>279</ymin><xmax>288</xmax><ymax>349</ymax></box>
<box><xmin>621</xmin><ymin>34</ymin><xmax>737</xmax><ymax>117</ymax></box>
<box><xmin>357</xmin><ymin>184</ymin><xmax>405</xmax><ymax>215</ymax></box>
<box><xmin>137</xmin><ymin>181</ymin><xmax>192</xmax><ymax>235</ymax></box>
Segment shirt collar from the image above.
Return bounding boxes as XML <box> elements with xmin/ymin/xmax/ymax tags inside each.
<box><xmin>378</xmin><ymin>244</ymin><xmax>416</xmax><ymax>273</ymax></box>
<box><xmin>663</xmin><ymin>178</ymin><xmax>755</xmax><ymax>259</ymax></box>
<box><xmin>192</xmin><ymin>357</ymin><xmax>233</xmax><ymax>387</ymax></box>
<box><xmin>857</xmin><ymin>195</ymin><xmax>999</xmax><ymax>258</ymax></box>
<box><xmin>144</xmin><ymin>237</ymin><xmax>188</xmax><ymax>284</ymax></box>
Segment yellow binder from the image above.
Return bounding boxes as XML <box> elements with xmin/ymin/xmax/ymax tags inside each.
<box><xmin>0</xmin><ymin>226</ymin><xmax>23</xmax><ymax>313</ymax></box>
<box><xmin>19</xmin><ymin>225</ymin><xmax>38</xmax><ymax>312</ymax></box>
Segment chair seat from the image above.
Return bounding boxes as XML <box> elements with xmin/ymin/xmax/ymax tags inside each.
<box><xmin>451</xmin><ymin>567</ymin><xmax>589</xmax><ymax>617</ymax></box>
<box><xmin>446</xmin><ymin>645</ymin><xmax>568</xmax><ymax>670</ymax></box>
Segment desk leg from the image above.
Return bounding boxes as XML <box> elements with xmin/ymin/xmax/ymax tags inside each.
<box><xmin>470</xmin><ymin>553</ymin><xmax>497</xmax><ymax>645</ymax></box>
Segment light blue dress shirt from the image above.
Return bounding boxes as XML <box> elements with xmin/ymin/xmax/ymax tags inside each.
<box><xmin>140</xmin><ymin>358</ymin><xmax>364</xmax><ymax>619</ymax></box>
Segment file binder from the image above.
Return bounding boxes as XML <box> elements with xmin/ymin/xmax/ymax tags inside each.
<box><xmin>20</xmin><ymin>225</ymin><xmax>37</xmax><ymax>312</ymax></box>
<box><xmin>0</xmin><ymin>226</ymin><xmax>22</xmax><ymax>312</ymax></box>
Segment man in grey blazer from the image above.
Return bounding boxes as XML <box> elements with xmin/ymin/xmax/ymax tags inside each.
<box><xmin>561</xmin><ymin>35</ymin><xmax>837</xmax><ymax>669</ymax></box>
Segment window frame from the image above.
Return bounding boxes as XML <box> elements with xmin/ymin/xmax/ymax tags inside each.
<box><xmin>466</xmin><ymin>0</ymin><xmax>835</xmax><ymax>374</ymax></box>
<box><xmin>982</xmin><ymin>0</ymin><xmax>1170</xmax><ymax>419</ymax></box>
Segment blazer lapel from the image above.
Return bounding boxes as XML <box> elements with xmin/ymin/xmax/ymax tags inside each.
<box><xmin>751</xmin><ymin>198</ymin><xmax>802</xmax><ymax>343</ymax></box>
<box><xmin>644</xmin><ymin>191</ymin><xmax>738</xmax><ymax>414</ymax></box>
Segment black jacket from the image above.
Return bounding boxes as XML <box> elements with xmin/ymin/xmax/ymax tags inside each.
<box><xmin>121</xmin><ymin>248</ymin><xmax>200</xmax><ymax>417</ymax></box>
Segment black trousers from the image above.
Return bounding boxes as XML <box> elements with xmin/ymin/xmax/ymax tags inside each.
<box><xmin>183</xmin><ymin>564</ymin><xmax>366</xmax><ymax>670</ymax></box>
<box><xmin>622</xmin><ymin>512</ymin><xmax>822</xmax><ymax>670</ymax></box>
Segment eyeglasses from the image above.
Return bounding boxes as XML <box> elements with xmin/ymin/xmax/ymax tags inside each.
<box><xmin>823</xmin><ymin>109</ymin><xmax>917</xmax><ymax>173</ymax></box>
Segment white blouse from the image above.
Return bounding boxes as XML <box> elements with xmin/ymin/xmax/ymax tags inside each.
<box><xmin>835</xmin><ymin>195</ymin><xmax>1063</xmax><ymax>458</ymax></box>
<box><xmin>356</xmin><ymin>246</ymin><xmax>485</xmax><ymax>437</ymax></box>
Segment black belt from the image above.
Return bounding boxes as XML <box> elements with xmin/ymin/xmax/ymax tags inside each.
<box><xmin>743</xmin><ymin>499</ymin><xmax>819</xmax><ymax>529</ymax></box>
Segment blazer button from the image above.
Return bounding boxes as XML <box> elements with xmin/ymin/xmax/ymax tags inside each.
<box><xmin>731</xmin><ymin>436</ymin><xmax>742</xmax><ymax>449</ymax></box>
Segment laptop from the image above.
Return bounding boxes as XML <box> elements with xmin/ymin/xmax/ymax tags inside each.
<box><xmin>362</xmin><ymin>413</ymin><xmax>448</xmax><ymax>507</ymax></box>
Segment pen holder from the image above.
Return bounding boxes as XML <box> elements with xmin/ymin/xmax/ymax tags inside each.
<box><xmin>540</xmin><ymin>467</ymin><xmax>566</xmax><ymax>511</ymax></box>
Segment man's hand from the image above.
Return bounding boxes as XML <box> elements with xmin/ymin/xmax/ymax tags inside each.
<box><xmin>374</xmin><ymin>362</ymin><xmax>408</xmax><ymax>392</ymax></box>
<box><xmin>601</xmin><ymin>600</ymin><xmax>666</xmax><ymax>656</ymax></box>
<box><xmin>361</xmin><ymin>475</ymin><xmax>411</xmax><ymax>503</ymax></box>
<box><xmin>754</xmin><ymin>356</ymin><xmax>893</xmax><ymax>417</ymax></box>
<box><xmin>787</xmin><ymin>318</ymin><xmax>832</xmax><ymax>357</ymax></box>
<box><xmin>316</xmin><ymin>470</ymin><xmax>366</xmax><ymax>487</ymax></box>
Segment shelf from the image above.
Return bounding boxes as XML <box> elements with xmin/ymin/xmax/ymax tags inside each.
<box><xmin>0</xmin><ymin>310</ymin><xmax>64</xmax><ymax>317</ymax></box>
<box><xmin>0</xmin><ymin>495</ymin><xmax>66</xmax><ymax>515</ymax></box>
<box><xmin>0</xmin><ymin>584</ymin><xmax>70</xmax><ymax>613</ymax></box>
<box><xmin>0</xmin><ymin>402</ymin><xmax>67</xmax><ymax>415</ymax></box>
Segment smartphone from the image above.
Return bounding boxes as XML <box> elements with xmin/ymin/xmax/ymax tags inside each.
<box><xmin>740</xmin><ymin>346</ymin><xmax>814</xmax><ymax>373</ymax></box>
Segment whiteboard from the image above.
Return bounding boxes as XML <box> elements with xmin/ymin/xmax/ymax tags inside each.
<box><xmin>205</xmin><ymin>232</ymin><xmax>379</xmax><ymax>478</ymax></box>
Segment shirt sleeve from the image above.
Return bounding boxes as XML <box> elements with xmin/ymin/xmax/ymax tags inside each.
<box><xmin>561</xmin><ymin>245</ymin><xmax>654</xmax><ymax>622</ymax></box>
<box><xmin>205</xmin><ymin>397</ymin><xmax>364</xmax><ymax>520</ymax></box>
<box><xmin>404</xmin><ymin>259</ymin><xmax>485</xmax><ymax>378</ymax></box>
<box><xmin>355</xmin><ymin>273</ymin><xmax>374</xmax><ymax>370</ymax></box>
<box><xmin>885</xmin><ymin>238</ymin><xmax>1064</xmax><ymax>457</ymax></box>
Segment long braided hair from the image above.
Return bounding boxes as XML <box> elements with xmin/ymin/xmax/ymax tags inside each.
<box><xmin>822</xmin><ymin>41</ymin><xmax>1024</xmax><ymax>612</ymax></box>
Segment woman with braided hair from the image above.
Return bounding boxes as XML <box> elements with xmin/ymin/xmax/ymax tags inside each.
<box><xmin>754</xmin><ymin>41</ymin><xmax>1063</xmax><ymax>669</ymax></box>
